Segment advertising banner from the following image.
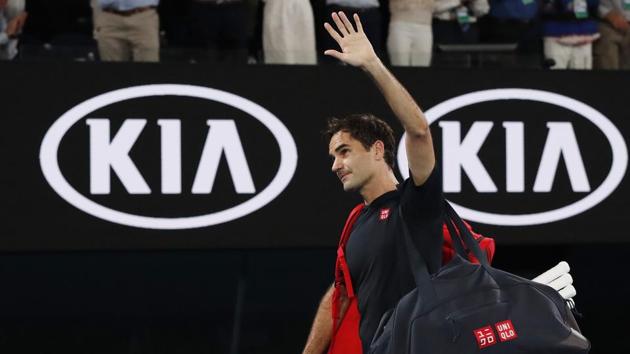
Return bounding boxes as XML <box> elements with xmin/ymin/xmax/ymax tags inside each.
<box><xmin>1</xmin><ymin>63</ymin><xmax>628</xmax><ymax>250</ymax></box>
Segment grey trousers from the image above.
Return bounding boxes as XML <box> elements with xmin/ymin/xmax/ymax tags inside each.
<box><xmin>93</xmin><ymin>8</ymin><xmax>160</xmax><ymax>62</ymax></box>
<box><xmin>593</xmin><ymin>21</ymin><xmax>630</xmax><ymax>70</ymax></box>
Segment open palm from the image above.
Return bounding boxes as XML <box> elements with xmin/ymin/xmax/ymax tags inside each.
<box><xmin>324</xmin><ymin>12</ymin><xmax>377</xmax><ymax>68</ymax></box>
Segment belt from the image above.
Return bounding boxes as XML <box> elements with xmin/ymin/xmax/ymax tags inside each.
<box><xmin>102</xmin><ymin>6</ymin><xmax>155</xmax><ymax>17</ymax></box>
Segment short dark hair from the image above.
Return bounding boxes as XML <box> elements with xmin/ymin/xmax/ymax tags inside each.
<box><xmin>324</xmin><ymin>113</ymin><xmax>396</xmax><ymax>169</ymax></box>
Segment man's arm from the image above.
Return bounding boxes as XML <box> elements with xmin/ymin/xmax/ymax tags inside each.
<box><xmin>0</xmin><ymin>12</ymin><xmax>28</xmax><ymax>45</ymax></box>
<box><xmin>323</xmin><ymin>12</ymin><xmax>435</xmax><ymax>186</ymax></box>
<box><xmin>302</xmin><ymin>284</ymin><xmax>349</xmax><ymax>354</ymax></box>
<box><xmin>599</xmin><ymin>0</ymin><xmax>630</xmax><ymax>32</ymax></box>
<box><xmin>604</xmin><ymin>10</ymin><xmax>630</xmax><ymax>32</ymax></box>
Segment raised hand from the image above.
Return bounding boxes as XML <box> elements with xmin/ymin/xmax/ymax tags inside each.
<box><xmin>323</xmin><ymin>12</ymin><xmax>378</xmax><ymax>69</ymax></box>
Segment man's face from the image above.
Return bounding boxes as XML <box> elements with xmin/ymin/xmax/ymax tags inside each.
<box><xmin>328</xmin><ymin>131</ymin><xmax>379</xmax><ymax>192</ymax></box>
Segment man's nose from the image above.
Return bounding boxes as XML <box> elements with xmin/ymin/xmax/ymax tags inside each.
<box><xmin>331</xmin><ymin>157</ymin><xmax>342</xmax><ymax>173</ymax></box>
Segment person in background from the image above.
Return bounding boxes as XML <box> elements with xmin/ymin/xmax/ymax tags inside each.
<box><xmin>387</xmin><ymin>0</ymin><xmax>435</xmax><ymax>66</ymax></box>
<box><xmin>479</xmin><ymin>0</ymin><xmax>540</xmax><ymax>55</ymax></box>
<box><xmin>0</xmin><ymin>0</ymin><xmax>27</xmax><ymax>60</ymax></box>
<box><xmin>189</xmin><ymin>0</ymin><xmax>249</xmax><ymax>63</ymax></box>
<box><xmin>433</xmin><ymin>0</ymin><xmax>489</xmax><ymax>44</ymax></box>
<box><xmin>594</xmin><ymin>0</ymin><xmax>630</xmax><ymax>69</ymax></box>
<box><xmin>541</xmin><ymin>0</ymin><xmax>600</xmax><ymax>69</ymax></box>
<box><xmin>92</xmin><ymin>0</ymin><xmax>160</xmax><ymax>62</ymax></box>
<box><xmin>263</xmin><ymin>0</ymin><xmax>317</xmax><ymax>64</ymax></box>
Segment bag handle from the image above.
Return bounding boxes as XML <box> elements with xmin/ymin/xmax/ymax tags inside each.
<box><xmin>444</xmin><ymin>202</ymin><xmax>490</xmax><ymax>267</ymax></box>
<box><xmin>444</xmin><ymin>217</ymin><xmax>467</xmax><ymax>259</ymax></box>
<box><xmin>398</xmin><ymin>201</ymin><xmax>489</xmax><ymax>308</ymax></box>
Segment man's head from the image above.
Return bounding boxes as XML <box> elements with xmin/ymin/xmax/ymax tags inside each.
<box><xmin>325</xmin><ymin>114</ymin><xmax>396</xmax><ymax>192</ymax></box>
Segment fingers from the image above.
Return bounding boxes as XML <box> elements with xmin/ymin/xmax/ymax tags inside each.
<box><xmin>338</xmin><ymin>12</ymin><xmax>356</xmax><ymax>33</ymax></box>
<box><xmin>324</xmin><ymin>49</ymin><xmax>344</xmax><ymax>61</ymax></box>
<box><xmin>327</xmin><ymin>12</ymin><xmax>362</xmax><ymax>41</ymax></box>
<box><xmin>353</xmin><ymin>13</ymin><xmax>363</xmax><ymax>33</ymax></box>
<box><xmin>331</xmin><ymin>12</ymin><xmax>349</xmax><ymax>37</ymax></box>
<box><xmin>324</xmin><ymin>22</ymin><xmax>343</xmax><ymax>45</ymax></box>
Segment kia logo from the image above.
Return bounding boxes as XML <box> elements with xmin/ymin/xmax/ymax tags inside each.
<box><xmin>398</xmin><ymin>89</ymin><xmax>628</xmax><ymax>226</ymax></box>
<box><xmin>40</xmin><ymin>84</ymin><xmax>298</xmax><ymax>229</ymax></box>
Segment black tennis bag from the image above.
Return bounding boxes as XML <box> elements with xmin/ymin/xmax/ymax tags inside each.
<box><xmin>368</xmin><ymin>203</ymin><xmax>590</xmax><ymax>354</ymax></box>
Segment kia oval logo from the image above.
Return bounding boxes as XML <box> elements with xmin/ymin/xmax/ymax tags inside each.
<box><xmin>40</xmin><ymin>84</ymin><xmax>298</xmax><ymax>229</ymax></box>
<box><xmin>398</xmin><ymin>89</ymin><xmax>628</xmax><ymax>226</ymax></box>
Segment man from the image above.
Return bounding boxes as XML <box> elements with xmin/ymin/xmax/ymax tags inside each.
<box><xmin>263</xmin><ymin>0</ymin><xmax>317</xmax><ymax>65</ymax></box>
<box><xmin>302</xmin><ymin>11</ymin><xmax>466</xmax><ymax>354</ymax></box>
<box><xmin>594</xmin><ymin>0</ymin><xmax>630</xmax><ymax>69</ymax></box>
<box><xmin>92</xmin><ymin>0</ymin><xmax>160</xmax><ymax>62</ymax></box>
<box><xmin>0</xmin><ymin>0</ymin><xmax>27</xmax><ymax>60</ymax></box>
<box><xmin>387</xmin><ymin>0</ymin><xmax>434</xmax><ymax>67</ymax></box>
<box><xmin>188</xmin><ymin>0</ymin><xmax>249</xmax><ymax>63</ymax></box>
<box><xmin>541</xmin><ymin>0</ymin><xmax>600</xmax><ymax>70</ymax></box>
<box><xmin>433</xmin><ymin>0</ymin><xmax>489</xmax><ymax>45</ymax></box>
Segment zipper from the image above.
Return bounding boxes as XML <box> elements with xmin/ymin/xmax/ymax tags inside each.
<box><xmin>445</xmin><ymin>301</ymin><xmax>507</xmax><ymax>343</ymax></box>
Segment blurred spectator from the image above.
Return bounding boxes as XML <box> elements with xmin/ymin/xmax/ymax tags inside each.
<box><xmin>479</xmin><ymin>0</ymin><xmax>540</xmax><ymax>53</ymax></box>
<box><xmin>189</xmin><ymin>0</ymin><xmax>248</xmax><ymax>63</ymax></box>
<box><xmin>433</xmin><ymin>0</ymin><xmax>489</xmax><ymax>44</ymax></box>
<box><xmin>321</xmin><ymin>0</ymin><xmax>383</xmax><ymax>63</ymax></box>
<box><xmin>0</xmin><ymin>0</ymin><xmax>27</xmax><ymax>60</ymax></box>
<box><xmin>387</xmin><ymin>0</ymin><xmax>434</xmax><ymax>66</ymax></box>
<box><xmin>541</xmin><ymin>0</ymin><xmax>599</xmax><ymax>69</ymax></box>
<box><xmin>92</xmin><ymin>0</ymin><xmax>160</xmax><ymax>62</ymax></box>
<box><xmin>594</xmin><ymin>0</ymin><xmax>630</xmax><ymax>69</ymax></box>
<box><xmin>263</xmin><ymin>0</ymin><xmax>317</xmax><ymax>64</ymax></box>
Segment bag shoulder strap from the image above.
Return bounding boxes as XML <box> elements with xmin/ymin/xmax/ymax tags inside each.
<box><xmin>334</xmin><ymin>203</ymin><xmax>365</xmax><ymax>296</ymax></box>
<box><xmin>399</xmin><ymin>204</ymin><xmax>439</xmax><ymax>305</ymax></box>
<box><xmin>338</xmin><ymin>203</ymin><xmax>365</xmax><ymax>249</ymax></box>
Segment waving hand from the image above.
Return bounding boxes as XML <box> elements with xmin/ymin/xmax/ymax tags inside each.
<box><xmin>323</xmin><ymin>12</ymin><xmax>378</xmax><ymax>68</ymax></box>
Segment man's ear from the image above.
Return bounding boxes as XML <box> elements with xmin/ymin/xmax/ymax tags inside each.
<box><xmin>372</xmin><ymin>140</ymin><xmax>385</xmax><ymax>161</ymax></box>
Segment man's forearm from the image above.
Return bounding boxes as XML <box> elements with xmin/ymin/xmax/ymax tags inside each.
<box><xmin>362</xmin><ymin>56</ymin><xmax>435</xmax><ymax>185</ymax></box>
<box><xmin>303</xmin><ymin>284</ymin><xmax>336</xmax><ymax>354</ymax></box>
<box><xmin>362</xmin><ymin>58</ymin><xmax>429</xmax><ymax>137</ymax></box>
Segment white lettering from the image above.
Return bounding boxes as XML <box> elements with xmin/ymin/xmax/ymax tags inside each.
<box><xmin>440</xmin><ymin>121</ymin><xmax>497</xmax><ymax>193</ymax></box>
<box><xmin>192</xmin><ymin>120</ymin><xmax>255</xmax><ymax>194</ymax></box>
<box><xmin>158</xmin><ymin>119</ymin><xmax>182</xmax><ymax>194</ymax></box>
<box><xmin>87</xmin><ymin>119</ymin><xmax>150</xmax><ymax>195</ymax></box>
<box><xmin>503</xmin><ymin>122</ymin><xmax>525</xmax><ymax>192</ymax></box>
<box><xmin>533</xmin><ymin>122</ymin><xmax>590</xmax><ymax>193</ymax></box>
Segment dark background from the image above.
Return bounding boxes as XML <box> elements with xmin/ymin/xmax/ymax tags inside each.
<box><xmin>0</xmin><ymin>246</ymin><xmax>627</xmax><ymax>353</ymax></box>
<box><xmin>1</xmin><ymin>63</ymin><xmax>629</xmax><ymax>353</ymax></box>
